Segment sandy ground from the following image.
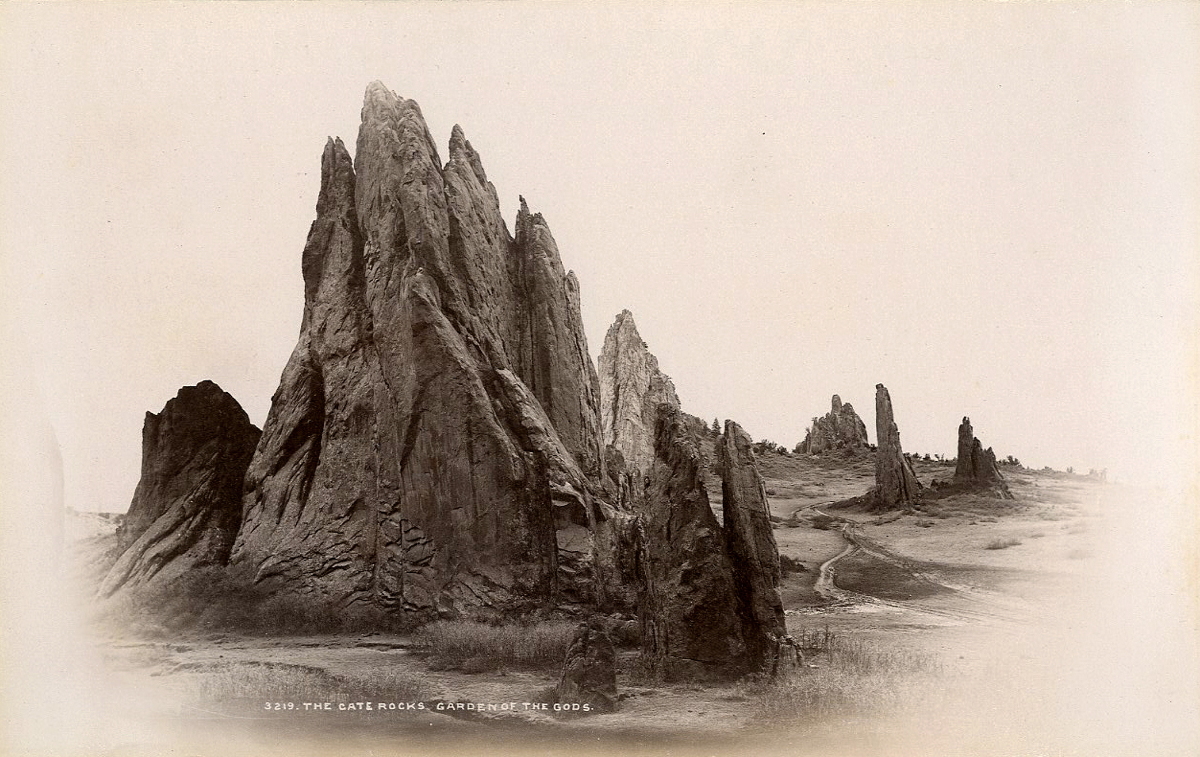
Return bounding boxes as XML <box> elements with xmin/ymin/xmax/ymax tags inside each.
<box><xmin>51</xmin><ymin>460</ymin><xmax>1200</xmax><ymax>757</ymax></box>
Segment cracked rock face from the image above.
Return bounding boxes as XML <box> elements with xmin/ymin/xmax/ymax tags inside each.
<box><xmin>597</xmin><ymin>310</ymin><xmax>680</xmax><ymax>478</ymax></box>
<box><xmin>870</xmin><ymin>383</ymin><xmax>923</xmax><ymax>509</ymax></box>
<box><xmin>635</xmin><ymin>405</ymin><xmax>747</xmax><ymax>680</ymax></box>
<box><xmin>800</xmin><ymin>394</ymin><xmax>869</xmax><ymax>454</ymax></box>
<box><xmin>953</xmin><ymin>417</ymin><xmax>1014</xmax><ymax>499</ymax></box>
<box><xmin>716</xmin><ymin>420</ymin><xmax>788</xmax><ymax>672</ymax></box>
<box><xmin>100</xmin><ymin>381</ymin><xmax>260</xmax><ymax>596</ymax></box>
<box><xmin>228</xmin><ymin>83</ymin><xmax>609</xmax><ymax>617</ymax></box>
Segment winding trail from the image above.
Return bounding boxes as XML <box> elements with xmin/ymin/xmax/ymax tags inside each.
<box><xmin>792</xmin><ymin>503</ymin><xmax>1030</xmax><ymax>625</ymax></box>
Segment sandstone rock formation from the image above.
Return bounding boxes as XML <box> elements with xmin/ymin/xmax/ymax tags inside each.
<box><xmin>99</xmin><ymin>381</ymin><xmax>260</xmax><ymax>596</ymax></box>
<box><xmin>869</xmin><ymin>384</ymin><xmax>922</xmax><ymax>509</ymax></box>
<box><xmin>715</xmin><ymin>421</ymin><xmax>788</xmax><ymax>672</ymax></box>
<box><xmin>555</xmin><ymin>619</ymin><xmax>618</xmax><ymax>713</ymax></box>
<box><xmin>228</xmin><ymin>83</ymin><xmax>614</xmax><ymax>617</ymax></box>
<box><xmin>635</xmin><ymin>405</ymin><xmax>747</xmax><ymax>680</ymax></box>
<box><xmin>597</xmin><ymin>310</ymin><xmax>680</xmax><ymax>478</ymax></box>
<box><xmin>953</xmin><ymin>417</ymin><xmax>1014</xmax><ymax>499</ymax></box>
<box><xmin>799</xmin><ymin>394</ymin><xmax>869</xmax><ymax>454</ymax></box>
<box><xmin>633</xmin><ymin>406</ymin><xmax>791</xmax><ymax>680</ymax></box>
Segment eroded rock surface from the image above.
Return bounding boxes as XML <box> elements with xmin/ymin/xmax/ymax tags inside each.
<box><xmin>597</xmin><ymin>310</ymin><xmax>680</xmax><ymax>477</ymax></box>
<box><xmin>715</xmin><ymin>421</ymin><xmax>788</xmax><ymax>672</ymax></box>
<box><xmin>555</xmin><ymin>619</ymin><xmax>618</xmax><ymax>713</ymax></box>
<box><xmin>799</xmin><ymin>394</ymin><xmax>869</xmax><ymax>454</ymax></box>
<box><xmin>229</xmin><ymin>83</ymin><xmax>611</xmax><ymax>617</ymax></box>
<box><xmin>870</xmin><ymin>383</ymin><xmax>922</xmax><ymax>509</ymax></box>
<box><xmin>953</xmin><ymin>417</ymin><xmax>1014</xmax><ymax>499</ymax></box>
<box><xmin>636</xmin><ymin>405</ymin><xmax>747</xmax><ymax>680</ymax></box>
<box><xmin>100</xmin><ymin>381</ymin><xmax>260</xmax><ymax>596</ymax></box>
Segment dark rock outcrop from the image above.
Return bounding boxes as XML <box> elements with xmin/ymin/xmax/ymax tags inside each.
<box><xmin>953</xmin><ymin>417</ymin><xmax>1014</xmax><ymax>499</ymax></box>
<box><xmin>555</xmin><ymin>619</ymin><xmax>618</xmax><ymax>714</ymax></box>
<box><xmin>100</xmin><ymin>381</ymin><xmax>260</xmax><ymax>596</ymax></box>
<box><xmin>869</xmin><ymin>384</ymin><xmax>922</xmax><ymax>509</ymax></box>
<box><xmin>634</xmin><ymin>407</ymin><xmax>792</xmax><ymax>680</ymax></box>
<box><xmin>715</xmin><ymin>421</ymin><xmax>789</xmax><ymax>672</ymax></box>
<box><xmin>229</xmin><ymin>83</ymin><xmax>612</xmax><ymax>617</ymax></box>
<box><xmin>636</xmin><ymin>405</ymin><xmax>747</xmax><ymax>680</ymax></box>
<box><xmin>597</xmin><ymin>310</ymin><xmax>680</xmax><ymax>477</ymax></box>
<box><xmin>799</xmin><ymin>394</ymin><xmax>869</xmax><ymax>454</ymax></box>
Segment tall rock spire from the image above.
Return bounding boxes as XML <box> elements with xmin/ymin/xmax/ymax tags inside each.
<box><xmin>871</xmin><ymin>383</ymin><xmax>923</xmax><ymax>509</ymax></box>
<box><xmin>230</xmin><ymin>83</ymin><xmax>610</xmax><ymax>616</ymax></box>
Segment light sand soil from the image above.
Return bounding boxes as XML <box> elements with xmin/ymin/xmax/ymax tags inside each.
<box><xmin>85</xmin><ymin>470</ymin><xmax>1186</xmax><ymax>756</ymax></box>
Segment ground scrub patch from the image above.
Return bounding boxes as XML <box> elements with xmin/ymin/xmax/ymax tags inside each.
<box><xmin>415</xmin><ymin>620</ymin><xmax>576</xmax><ymax>672</ymax></box>
<box><xmin>833</xmin><ymin>552</ymin><xmax>947</xmax><ymax>601</ymax></box>
<box><xmin>97</xmin><ymin>566</ymin><xmax>417</xmax><ymax>636</ymax></box>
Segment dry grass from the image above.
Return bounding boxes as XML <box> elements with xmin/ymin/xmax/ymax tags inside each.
<box><xmin>749</xmin><ymin>633</ymin><xmax>941</xmax><ymax>721</ymax></box>
<box><xmin>415</xmin><ymin>620</ymin><xmax>576</xmax><ymax>672</ymax></box>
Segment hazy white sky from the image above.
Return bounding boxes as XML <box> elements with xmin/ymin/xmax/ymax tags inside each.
<box><xmin>2</xmin><ymin>2</ymin><xmax>1197</xmax><ymax>511</ymax></box>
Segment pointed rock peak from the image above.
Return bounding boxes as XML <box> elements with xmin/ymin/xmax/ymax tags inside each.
<box><xmin>598</xmin><ymin>310</ymin><xmax>679</xmax><ymax>473</ymax></box>
<box><xmin>831</xmin><ymin>394</ymin><xmax>843</xmax><ymax>413</ymax></box>
<box><xmin>446</xmin><ymin>123</ymin><xmax>489</xmax><ymax>186</ymax></box>
<box><xmin>519</xmin><ymin>195</ymin><xmax>529</xmax><ymax>214</ymax></box>
<box><xmin>363</xmin><ymin>80</ymin><xmax>397</xmax><ymax>107</ymax></box>
<box><xmin>317</xmin><ymin>136</ymin><xmax>356</xmax><ymax>216</ymax></box>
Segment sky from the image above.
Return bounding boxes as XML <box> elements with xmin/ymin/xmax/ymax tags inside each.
<box><xmin>1</xmin><ymin>2</ymin><xmax>1197</xmax><ymax>512</ymax></box>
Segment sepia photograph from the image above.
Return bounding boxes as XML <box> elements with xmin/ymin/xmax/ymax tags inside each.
<box><xmin>2</xmin><ymin>3</ymin><xmax>1198</xmax><ymax>756</ymax></box>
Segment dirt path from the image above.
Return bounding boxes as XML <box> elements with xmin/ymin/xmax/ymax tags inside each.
<box><xmin>798</xmin><ymin>510</ymin><xmax>1028</xmax><ymax>626</ymax></box>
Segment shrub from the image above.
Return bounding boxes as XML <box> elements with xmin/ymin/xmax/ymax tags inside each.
<box><xmin>984</xmin><ymin>537</ymin><xmax>1021</xmax><ymax>550</ymax></box>
<box><xmin>778</xmin><ymin>555</ymin><xmax>807</xmax><ymax>575</ymax></box>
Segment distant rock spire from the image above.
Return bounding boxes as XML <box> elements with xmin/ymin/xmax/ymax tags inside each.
<box><xmin>870</xmin><ymin>384</ymin><xmax>923</xmax><ymax>509</ymax></box>
<box><xmin>953</xmin><ymin>416</ymin><xmax>1014</xmax><ymax>499</ymax></box>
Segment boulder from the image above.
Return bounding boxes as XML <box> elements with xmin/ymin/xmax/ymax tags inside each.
<box><xmin>715</xmin><ymin>421</ymin><xmax>789</xmax><ymax>672</ymax></box>
<box><xmin>799</xmin><ymin>394</ymin><xmax>869</xmax><ymax>454</ymax></box>
<box><xmin>953</xmin><ymin>417</ymin><xmax>1014</xmax><ymax>499</ymax></box>
<box><xmin>229</xmin><ymin>83</ymin><xmax>614</xmax><ymax>617</ymax></box>
<box><xmin>870</xmin><ymin>384</ymin><xmax>922</xmax><ymax>509</ymax></box>
<box><xmin>99</xmin><ymin>381</ymin><xmax>260</xmax><ymax>596</ymax></box>
<box><xmin>597</xmin><ymin>310</ymin><xmax>680</xmax><ymax>477</ymax></box>
<box><xmin>555</xmin><ymin>618</ymin><xmax>618</xmax><ymax>714</ymax></box>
